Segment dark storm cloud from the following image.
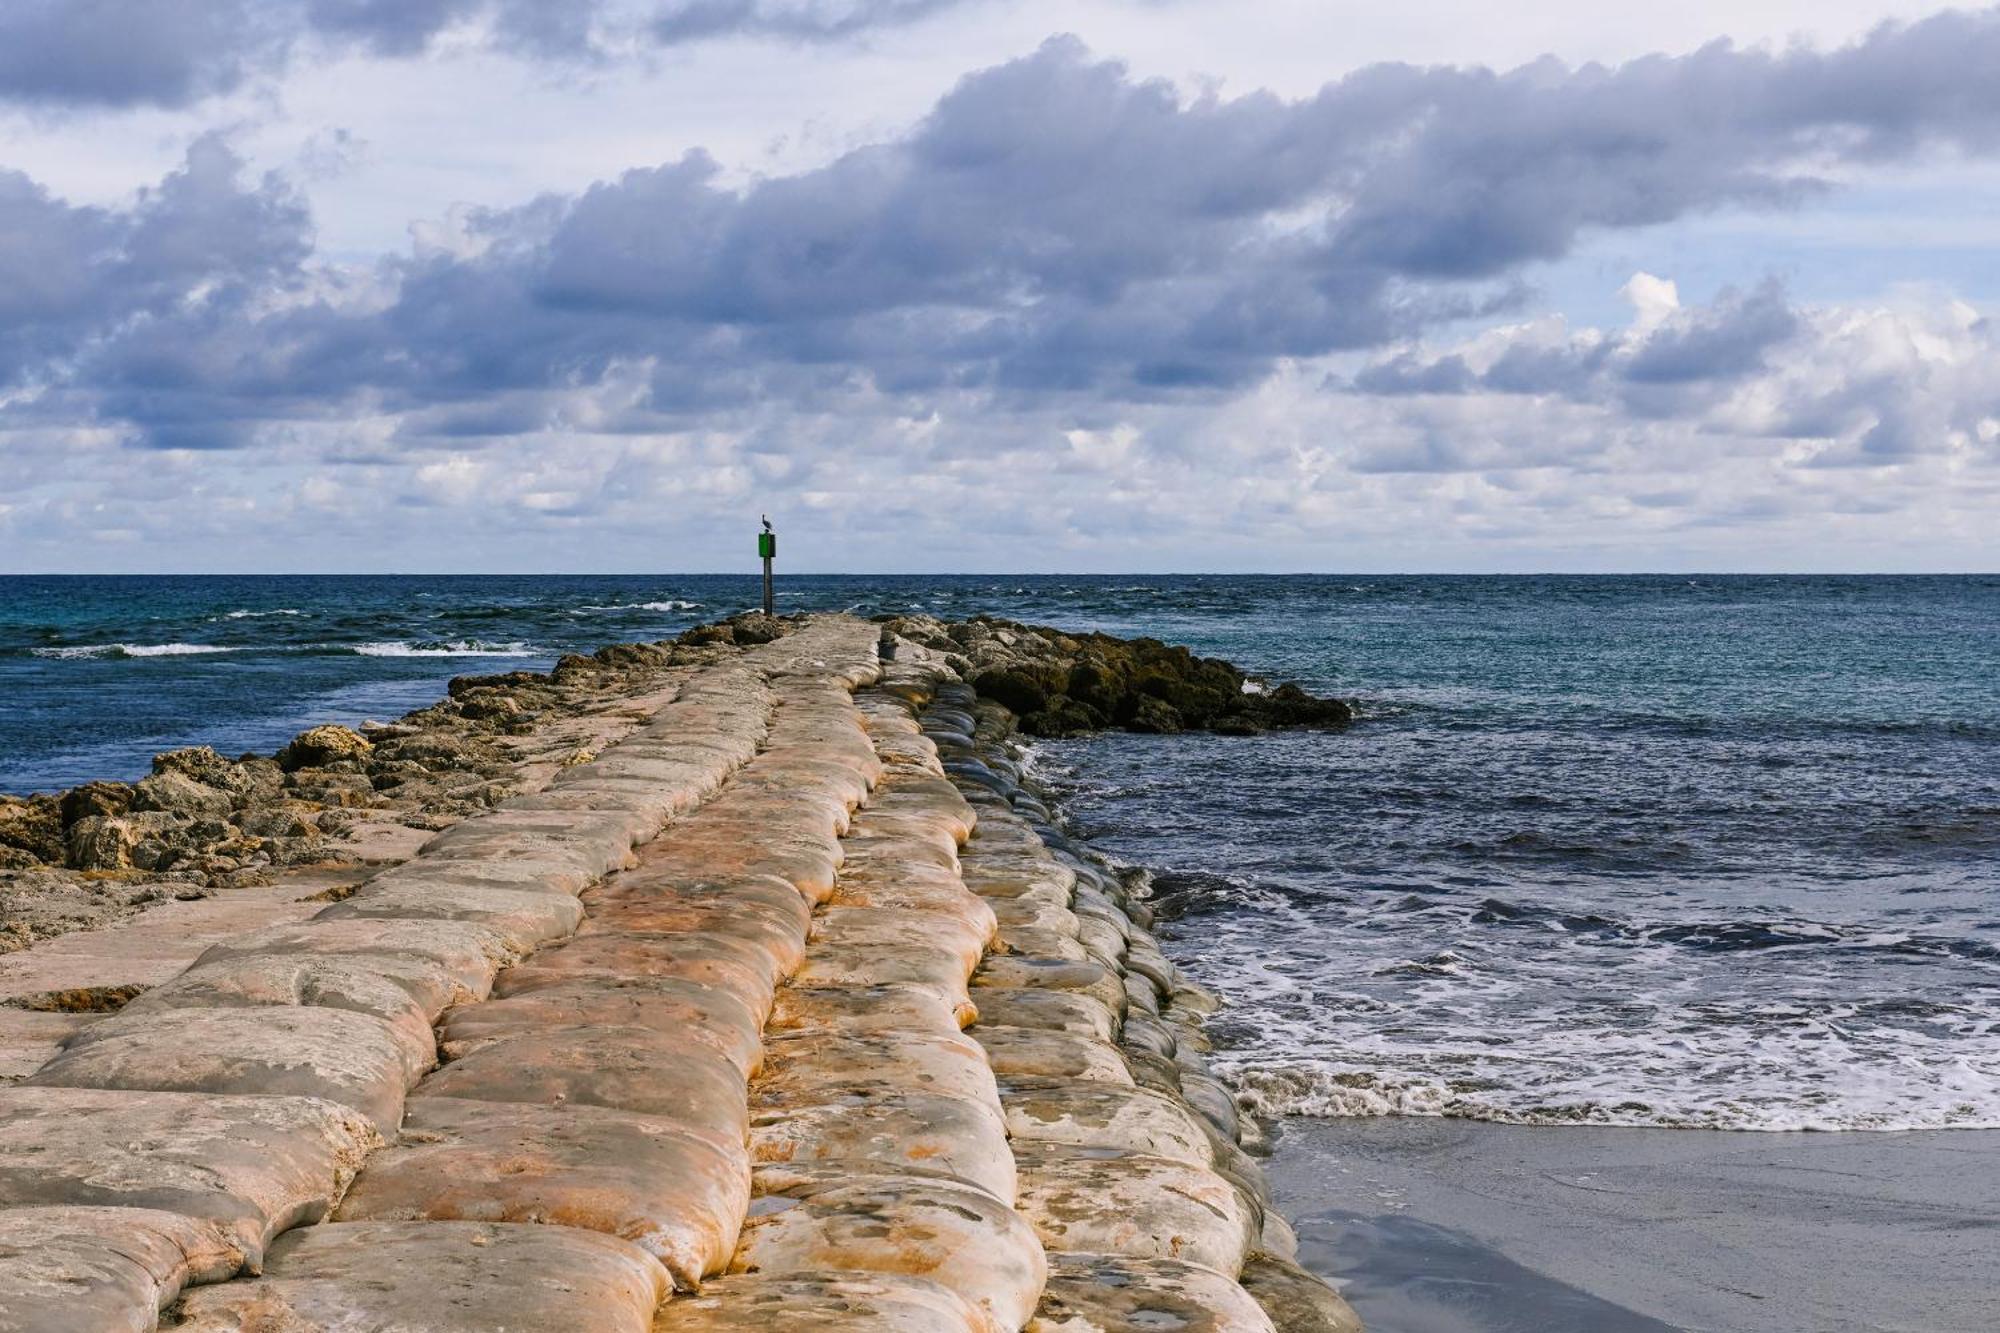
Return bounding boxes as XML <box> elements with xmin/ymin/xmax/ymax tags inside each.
<box><xmin>6</xmin><ymin>12</ymin><xmax>2000</xmax><ymax>450</ymax></box>
<box><xmin>0</xmin><ymin>0</ymin><xmax>987</xmax><ymax>108</ymax></box>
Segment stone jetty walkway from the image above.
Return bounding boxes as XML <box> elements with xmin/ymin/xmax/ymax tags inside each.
<box><xmin>0</xmin><ymin>614</ymin><xmax>1358</xmax><ymax>1332</ymax></box>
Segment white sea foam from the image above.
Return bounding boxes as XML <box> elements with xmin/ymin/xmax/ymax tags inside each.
<box><xmin>351</xmin><ymin>640</ymin><xmax>540</xmax><ymax>657</ymax></box>
<box><xmin>219</xmin><ymin>608</ymin><xmax>304</xmax><ymax>619</ymax></box>
<box><xmin>573</xmin><ymin>600</ymin><xmax>703</xmax><ymax>614</ymax></box>
<box><xmin>32</xmin><ymin>643</ymin><xmax>241</xmax><ymax>659</ymax></box>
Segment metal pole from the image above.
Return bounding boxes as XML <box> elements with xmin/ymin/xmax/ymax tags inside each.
<box><xmin>759</xmin><ymin>517</ymin><xmax>775</xmax><ymax>616</ymax></box>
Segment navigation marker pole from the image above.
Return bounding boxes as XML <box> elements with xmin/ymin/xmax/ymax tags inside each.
<box><xmin>758</xmin><ymin>516</ymin><xmax>776</xmax><ymax>617</ymax></box>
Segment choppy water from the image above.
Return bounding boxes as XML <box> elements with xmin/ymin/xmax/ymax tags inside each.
<box><xmin>4</xmin><ymin>573</ymin><xmax>1996</xmax><ymax>1131</ymax></box>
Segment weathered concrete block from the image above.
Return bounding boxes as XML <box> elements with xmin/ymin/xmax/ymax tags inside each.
<box><xmin>495</xmin><ymin>932</ymin><xmax>779</xmax><ymax>1017</ymax></box>
<box><xmin>974</xmin><ymin>958</ymin><xmax>1128</xmax><ymax>1017</ymax></box>
<box><xmin>336</xmin><ymin>1098</ymin><xmax>748</xmax><ymax>1289</ymax></box>
<box><xmin>755</xmin><ymin>1030</ymin><xmax>1000</xmax><ymax>1115</ymax></box>
<box><xmin>437</xmin><ymin>976</ymin><xmax>763</xmax><ymax>1077</ymax></box>
<box><xmin>998</xmin><ymin>1080</ymin><xmax>1215</xmax><ymax>1168</ymax></box>
<box><xmin>734</xmin><ymin>1175</ymin><xmax>1045</xmax><ymax>1331</ymax></box>
<box><xmin>750</xmin><ymin>1089</ymin><xmax>1014</xmax><ymax>1203</ymax></box>
<box><xmin>1012</xmin><ymin>1144</ymin><xmax>1257</xmax><ymax>1275</ymax></box>
<box><xmin>969</xmin><ymin>990</ymin><xmax>1118</xmax><ymax>1043</ymax></box>
<box><xmin>653</xmin><ymin>1272</ymin><xmax>984</xmax><ymax>1332</ymax></box>
<box><xmin>194</xmin><ymin>919</ymin><xmax>515</xmax><ymax>1001</ymax></box>
<box><xmin>1238</xmin><ymin>1254</ymin><xmax>1363</xmax><ymax>1333</ymax></box>
<box><xmin>316</xmin><ymin>881</ymin><xmax>586</xmax><ymax>953</ymax></box>
<box><xmin>28</xmin><ymin>1006</ymin><xmax>419</xmax><ymax>1133</ymax></box>
<box><xmin>768</xmin><ymin>983</ymin><xmax>976</xmax><ymax>1036</ymax></box>
<box><xmin>1029</xmin><ymin>1255</ymin><xmax>1277</xmax><ymax>1331</ymax></box>
<box><xmin>0</xmin><ymin>1206</ymin><xmax>242</xmax><ymax>1332</ymax></box>
<box><xmin>120</xmin><ymin>953</ymin><xmax>445</xmax><ymax>1060</ymax></box>
<box><xmin>973</xmin><ymin>1029</ymin><xmax>1134</xmax><ymax>1087</ymax></box>
<box><xmin>0</xmin><ymin>1088</ymin><xmax>376</xmax><ymax>1268</ymax></box>
<box><xmin>420</xmin><ymin>1026</ymin><xmax>747</xmax><ymax>1151</ymax></box>
<box><xmin>172</xmin><ymin>1220</ymin><xmax>671</xmax><ymax>1332</ymax></box>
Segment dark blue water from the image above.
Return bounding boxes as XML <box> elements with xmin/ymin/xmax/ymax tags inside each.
<box><xmin>4</xmin><ymin>573</ymin><xmax>1995</xmax><ymax>1129</ymax></box>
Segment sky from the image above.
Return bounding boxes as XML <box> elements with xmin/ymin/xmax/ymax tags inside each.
<box><xmin>0</xmin><ymin>0</ymin><xmax>1996</xmax><ymax>573</ymax></box>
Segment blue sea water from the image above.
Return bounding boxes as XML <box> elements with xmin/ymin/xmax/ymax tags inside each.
<box><xmin>3</xmin><ymin>573</ymin><xmax>1996</xmax><ymax>1130</ymax></box>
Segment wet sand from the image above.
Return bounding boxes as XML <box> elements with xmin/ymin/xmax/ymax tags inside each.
<box><xmin>1267</xmin><ymin>1116</ymin><xmax>2000</xmax><ymax>1333</ymax></box>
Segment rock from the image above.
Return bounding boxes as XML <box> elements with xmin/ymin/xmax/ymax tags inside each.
<box><xmin>727</xmin><ymin>612</ymin><xmax>787</xmax><ymax>645</ymax></box>
<box><xmin>278</xmin><ymin>724</ymin><xmax>373</xmax><ymax>772</ymax></box>
<box><xmin>1130</xmin><ymin>694</ymin><xmax>1186</xmax><ymax>734</ymax></box>
<box><xmin>57</xmin><ymin>781</ymin><xmax>133</xmax><ymax>825</ymax></box>
<box><xmin>65</xmin><ymin>815</ymin><xmax>134</xmax><ymax>870</ymax></box>
<box><xmin>0</xmin><ymin>796</ymin><xmax>64</xmax><ymax>865</ymax></box>
<box><xmin>131</xmin><ymin>771</ymin><xmax>234</xmax><ymax>818</ymax></box>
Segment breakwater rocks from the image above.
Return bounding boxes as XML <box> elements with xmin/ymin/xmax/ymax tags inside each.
<box><xmin>0</xmin><ymin>613</ymin><xmax>1360</xmax><ymax>1330</ymax></box>
<box><xmin>877</xmin><ymin>614</ymin><xmax>1353</xmax><ymax>737</ymax></box>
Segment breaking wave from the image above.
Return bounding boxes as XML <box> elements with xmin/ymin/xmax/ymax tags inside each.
<box><xmin>31</xmin><ymin>642</ymin><xmax>242</xmax><ymax>659</ymax></box>
<box><xmin>350</xmin><ymin>640</ymin><xmax>541</xmax><ymax>658</ymax></box>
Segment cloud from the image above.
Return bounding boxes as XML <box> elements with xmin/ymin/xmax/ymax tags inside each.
<box><xmin>2</xmin><ymin>15</ymin><xmax>1999</xmax><ymax>568</ymax></box>
<box><xmin>0</xmin><ymin>0</ymin><xmax>988</xmax><ymax>109</ymax></box>
<box><xmin>1344</xmin><ymin>276</ymin><xmax>2000</xmax><ymax>465</ymax></box>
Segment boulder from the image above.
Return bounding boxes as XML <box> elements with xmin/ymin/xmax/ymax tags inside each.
<box><xmin>0</xmin><ymin>796</ymin><xmax>64</xmax><ymax>865</ymax></box>
<box><xmin>130</xmin><ymin>771</ymin><xmax>234</xmax><ymax>818</ymax></box>
<box><xmin>278</xmin><ymin>725</ymin><xmax>373</xmax><ymax>772</ymax></box>
<box><xmin>57</xmin><ymin>781</ymin><xmax>133</xmax><ymax>825</ymax></box>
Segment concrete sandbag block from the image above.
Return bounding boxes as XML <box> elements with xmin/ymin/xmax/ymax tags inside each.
<box><xmin>972</xmin><ymin>1029</ymin><xmax>1134</xmax><ymax>1087</ymax></box>
<box><xmin>580</xmin><ymin>900</ymin><xmax>809</xmax><ymax>979</ymax></box>
<box><xmin>755</xmin><ymin>1030</ymin><xmax>1000</xmax><ymax>1115</ymax></box>
<box><xmin>827</xmin><ymin>876</ymin><xmax>999</xmax><ymax>945</ymax></box>
<box><xmin>29</xmin><ymin>1006</ymin><xmax>418</xmax><ymax>1134</ymax></box>
<box><xmin>364</xmin><ymin>855</ymin><xmax>599</xmax><ymax>901</ymax></box>
<box><xmin>970</xmin><ymin>990</ymin><xmax>1117</xmax><ymax>1042</ymax></box>
<box><xmin>973</xmin><ymin>958</ymin><xmax>1127</xmax><ymax>1017</ymax></box>
<box><xmin>769</xmin><ymin>983</ymin><xmax>976</xmax><ymax>1036</ymax></box>
<box><xmin>171</xmin><ymin>1220</ymin><xmax>671</xmax><ymax>1333</ymax></box>
<box><xmin>1237</xmin><ymin>1254</ymin><xmax>1361</xmax><ymax>1333</ymax></box>
<box><xmin>750</xmin><ymin>1090</ymin><xmax>1015</xmax><ymax>1203</ymax></box>
<box><xmin>733</xmin><ymin>1176</ymin><xmax>1045</xmax><ymax>1332</ymax></box>
<box><xmin>336</xmin><ymin>1098</ymin><xmax>748</xmax><ymax>1288</ymax></box>
<box><xmin>1029</xmin><ymin>1254</ymin><xmax>1277</xmax><ymax>1332</ymax></box>
<box><xmin>0</xmin><ymin>1088</ymin><xmax>376</xmax><ymax>1268</ymax></box>
<box><xmin>999</xmin><ymin>925</ymin><xmax>1089</xmax><ymax>962</ymax></box>
<box><xmin>1121</xmin><ymin>1012</ymin><xmax>1177</xmax><ymax>1060</ymax></box>
<box><xmin>654</xmin><ymin>1272</ymin><xmax>984</xmax><ymax>1332</ymax></box>
<box><xmin>316</xmin><ymin>882</ymin><xmax>586</xmax><ymax>953</ymax></box>
<box><xmin>495</xmin><ymin>931</ymin><xmax>780</xmax><ymax>1011</ymax></box>
<box><xmin>984</xmin><ymin>896</ymin><xmax>1081</xmax><ymax>936</ymax></box>
<box><xmin>421</xmin><ymin>1027</ymin><xmax>747</xmax><ymax>1149</ymax></box>
<box><xmin>195</xmin><ymin>919</ymin><xmax>515</xmax><ymax>997</ymax></box>
<box><xmin>998</xmin><ymin>1080</ymin><xmax>1215</xmax><ymax>1168</ymax></box>
<box><xmin>421</xmin><ymin>815</ymin><xmax>639</xmax><ymax>873</ymax></box>
<box><xmin>590</xmin><ymin>872</ymin><xmax>812</xmax><ymax>929</ymax></box>
<box><xmin>0</xmin><ymin>1206</ymin><xmax>243</xmax><ymax>1332</ymax></box>
<box><xmin>1012</xmin><ymin>1144</ymin><xmax>1257</xmax><ymax>1275</ymax></box>
<box><xmin>121</xmin><ymin>953</ymin><xmax>445</xmax><ymax>1063</ymax></box>
<box><xmin>808</xmin><ymin>908</ymin><xmax>990</xmax><ymax>977</ymax></box>
<box><xmin>437</xmin><ymin>976</ymin><xmax>764</xmax><ymax>1076</ymax></box>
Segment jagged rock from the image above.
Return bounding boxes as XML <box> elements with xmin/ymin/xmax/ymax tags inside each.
<box><xmin>130</xmin><ymin>771</ymin><xmax>234</xmax><ymax>818</ymax></box>
<box><xmin>0</xmin><ymin>796</ymin><xmax>64</xmax><ymax>865</ymax></box>
<box><xmin>57</xmin><ymin>781</ymin><xmax>133</xmax><ymax>825</ymax></box>
<box><xmin>277</xmin><ymin>725</ymin><xmax>373</xmax><ymax>772</ymax></box>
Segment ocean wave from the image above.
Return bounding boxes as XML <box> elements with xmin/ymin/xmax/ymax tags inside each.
<box><xmin>218</xmin><ymin>609</ymin><xmax>305</xmax><ymax>620</ymax></box>
<box><xmin>31</xmin><ymin>642</ymin><xmax>241</xmax><ymax>660</ymax></box>
<box><xmin>1226</xmin><ymin>1062</ymin><xmax>2000</xmax><ymax>1132</ymax></box>
<box><xmin>572</xmin><ymin>600</ymin><xmax>703</xmax><ymax>615</ymax></box>
<box><xmin>351</xmin><ymin>640</ymin><xmax>541</xmax><ymax>658</ymax></box>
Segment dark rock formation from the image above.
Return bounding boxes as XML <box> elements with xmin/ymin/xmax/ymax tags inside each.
<box><xmin>879</xmin><ymin>615</ymin><xmax>1353</xmax><ymax>738</ymax></box>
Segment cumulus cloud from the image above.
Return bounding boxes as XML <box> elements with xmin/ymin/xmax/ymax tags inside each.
<box><xmin>1345</xmin><ymin>277</ymin><xmax>2000</xmax><ymax>468</ymax></box>
<box><xmin>2</xmin><ymin>13</ymin><xmax>1999</xmax><ymax>567</ymax></box>
<box><xmin>0</xmin><ymin>0</ymin><xmax>984</xmax><ymax>108</ymax></box>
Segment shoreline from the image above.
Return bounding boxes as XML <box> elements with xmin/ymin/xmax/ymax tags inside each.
<box><xmin>1266</xmin><ymin>1113</ymin><xmax>2000</xmax><ymax>1333</ymax></box>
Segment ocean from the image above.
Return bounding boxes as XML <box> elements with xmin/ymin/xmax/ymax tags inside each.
<box><xmin>3</xmin><ymin>573</ymin><xmax>1995</xmax><ymax>1134</ymax></box>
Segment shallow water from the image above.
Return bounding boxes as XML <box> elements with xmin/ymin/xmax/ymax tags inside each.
<box><xmin>4</xmin><ymin>573</ymin><xmax>1996</xmax><ymax>1133</ymax></box>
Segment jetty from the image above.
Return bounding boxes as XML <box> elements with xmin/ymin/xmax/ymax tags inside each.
<box><xmin>0</xmin><ymin>614</ymin><xmax>1359</xmax><ymax>1331</ymax></box>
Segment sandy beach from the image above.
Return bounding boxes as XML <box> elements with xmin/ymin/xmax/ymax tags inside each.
<box><xmin>1269</xmin><ymin>1116</ymin><xmax>2000</xmax><ymax>1332</ymax></box>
